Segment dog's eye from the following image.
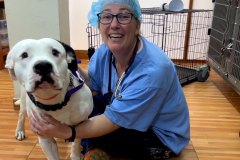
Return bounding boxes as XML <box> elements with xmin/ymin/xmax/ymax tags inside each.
<box><xmin>52</xmin><ymin>49</ymin><xmax>60</xmax><ymax>57</ymax></box>
<box><xmin>21</xmin><ymin>52</ymin><xmax>28</xmax><ymax>59</ymax></box>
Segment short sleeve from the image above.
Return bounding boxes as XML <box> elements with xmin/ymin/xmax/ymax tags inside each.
<box><xmin>88</xmin><ymin>53</ymin><xmax>101</xmax><ymax>92</ymax></box>
<box><xmin>88</xmin><ymin>45</ymin><xmax>110</xmax><ymax>93</ymax></box>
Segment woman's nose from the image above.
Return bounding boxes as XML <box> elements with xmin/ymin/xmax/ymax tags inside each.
<box><xmin>110</xmin><ymin>16</ymin><xmax>120</xmax><ymax>27</ymax></box>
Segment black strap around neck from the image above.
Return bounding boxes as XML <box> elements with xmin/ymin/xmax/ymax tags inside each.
<box><xmin>27</xmin><ymin>92</ymin><xmax>70</xmax><ymax>111</ymax></box>
<box><xmin>107</xmin><ymin>38</ymin><xmax>139</xmax><ymax>93</ymax></box>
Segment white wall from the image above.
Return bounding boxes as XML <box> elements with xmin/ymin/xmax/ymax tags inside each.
<box><xmin>193</xmin><ymin>1</ymin><xmax>214</xmax><ymax>10</ymax></box>
<box><xmin>5</xmin><ymin>0</ymin><xmax>70</xmax><ymax>48</ymax></box>
<box><xmin>69</xmin><ymin>0</ymin><xmax>91</xmax><ymax>51</ymax></box>
<box><xmin>70</xmin><ymin>0</ymin><xmax>214</xmax><ymax>50</ymax></box>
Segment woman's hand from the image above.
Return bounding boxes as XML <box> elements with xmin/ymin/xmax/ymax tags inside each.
<box><xmin>29</xmin><ymin>110</ymin><xmax>71</xmax><ymax>139</ymax></box>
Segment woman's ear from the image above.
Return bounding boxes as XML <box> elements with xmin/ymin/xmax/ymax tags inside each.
<box><xmin>135</xmin><ymin>23</ymin><xmax>141</xmax><ymax>36</ymax></box>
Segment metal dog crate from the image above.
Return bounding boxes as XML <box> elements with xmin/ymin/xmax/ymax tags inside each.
<box><xmin>207</xmin><ymin>0</ymin><xmax>240</xmax><ymax>94</ymax></box>
<box><xmin>86</xmin><ymin>8</ymin><xmax>213</xmax><ymax>85</ymax></box>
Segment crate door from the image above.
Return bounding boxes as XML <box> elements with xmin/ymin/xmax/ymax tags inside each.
<box><xmin>208</xmin><ymin>0</ymin><xmax>237</xmax><ymax>71</ymax></box>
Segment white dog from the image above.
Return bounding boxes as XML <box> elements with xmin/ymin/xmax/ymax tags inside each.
<box><xmin>5</xmin><ymin>38</ymin><xmax>93</xmax><ymax>160</ymax></box>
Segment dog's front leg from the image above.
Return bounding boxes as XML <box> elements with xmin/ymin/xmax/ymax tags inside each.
<box><xmin>38</xmin><ymin>137</ymin><xmax>60</xmax><ymax>160</ymax></box>
<box><xmin>16</xmin><ymin>89</ymin><xmax>27</xmax><ymax>140</ymax></box>
<box><xmin>15</xmin><ymin>102</ymin><xmax>26</xmax><ymax>140</ymax></box>
<box><xmin>70</xmin><ymin>139</ymin><xmax>82</xmax><ymax>160</ymax></box>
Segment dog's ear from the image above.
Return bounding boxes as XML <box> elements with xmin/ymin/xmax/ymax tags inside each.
<box><xmin>5</xmin><ymin>49</ymin><xmax>17</xmax><ymax>80</ymax></box>
<box><xmin>56</xmin><ymin>40</ymin><xmax>78</xmax><ymax>72</ymax></box>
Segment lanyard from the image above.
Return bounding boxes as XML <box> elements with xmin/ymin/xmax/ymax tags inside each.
<box><xmin>107</xmin><ymin>38</ymin><xmax>139</xmax><ymax>100</ymax></box>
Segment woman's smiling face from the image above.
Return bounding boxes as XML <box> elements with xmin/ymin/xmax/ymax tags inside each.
<box><xmin>99</xmin><ymin>4</ymin><xmax>140</xmax><ymax>55</ymax></box>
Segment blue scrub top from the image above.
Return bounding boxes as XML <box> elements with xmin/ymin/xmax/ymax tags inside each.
<box><xmin>88</xmin><ymin>36</ymin><xmax>190</xmax><ymax>154</ymax></box>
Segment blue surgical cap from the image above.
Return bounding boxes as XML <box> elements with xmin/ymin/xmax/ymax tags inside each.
<box><xmin>88</xmin><ymin>0</ymin><xmax>142</xmax><ymax>27</ymax></box>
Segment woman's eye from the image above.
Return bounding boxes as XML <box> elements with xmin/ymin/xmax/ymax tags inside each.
<box><xmin>52</xmin><ymin>49</ymin><xmax>60</xmax><ymax>57</ymax></box>
<box><xmin>102</xmin><ymin>15</ymin><xmax>111</xmax><ymax>20</ymax></box>
<box><xmin>21</xmin><ymin>52</ymin><xmax>28</xmax><ymax>59</ymax></box>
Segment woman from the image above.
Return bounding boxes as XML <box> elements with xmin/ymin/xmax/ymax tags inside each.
<box><xmin>29</xmin><ymin>0</ymin><xmax>190</xmax><ymax>159</ymax></box>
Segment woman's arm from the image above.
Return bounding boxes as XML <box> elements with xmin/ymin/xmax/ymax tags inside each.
<box><xmin>69</xmin><ymin>114</ymin><xmax>120</xmax><ymax>139</ymax></box>
<box><xmin>29</xmin><ymin>111</ymin><xmax>120</xmax><ymax>140</ymax></box>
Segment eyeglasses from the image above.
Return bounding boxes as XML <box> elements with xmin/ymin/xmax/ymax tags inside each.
<box><xmin>97</xmin><ymin>12</ymin><xmax>134</xmax><ymax>25</ymax></box>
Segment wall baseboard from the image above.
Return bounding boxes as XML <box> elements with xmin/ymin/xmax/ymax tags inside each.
<box><xmin>75</xmin><ymin>50</ymin><xmax>89</xmax><ymax>60</ymax></box>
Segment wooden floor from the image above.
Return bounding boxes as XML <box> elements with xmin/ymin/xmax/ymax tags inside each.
<box><xmin>0</xmin><ymin>60</ymin><xmax>240</xmax><ymax>160</ymax></box>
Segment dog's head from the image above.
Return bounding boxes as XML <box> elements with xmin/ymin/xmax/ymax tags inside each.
<box><xmin>5</xmin><ymin>38</ymin><xmax>77</xmax><ymax>93</ymax></box>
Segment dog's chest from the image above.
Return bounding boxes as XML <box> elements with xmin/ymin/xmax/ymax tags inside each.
<box><xmin>45</xmin><ymin>102</ymin><xmax>86</xmax><ymax>125</ymax></box>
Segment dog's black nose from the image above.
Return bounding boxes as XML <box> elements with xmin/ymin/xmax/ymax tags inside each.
<box><xmin>33</xmin><ymin>61</ymin><xmax>53</xmax><ymax>75</ymax></box>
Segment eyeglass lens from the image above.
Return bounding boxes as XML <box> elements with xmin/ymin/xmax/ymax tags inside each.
<box><xmin>98</xmin><ymin>13</ymin><xmax>133</xmax><ymax>25</ymax></box>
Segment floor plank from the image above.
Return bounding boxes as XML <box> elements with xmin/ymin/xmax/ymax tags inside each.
<box><xmin>183</xmin><ymin>71</ymin><xmax>240</xmax><ymax>160</ymax></box>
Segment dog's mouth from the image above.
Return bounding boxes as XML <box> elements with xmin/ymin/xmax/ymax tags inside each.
<box><xmin>36</xmin><ymin>81</ymin><xmax>56</xmax><ymax>89</ymax></box>
<box><xmin>31</xmin><ymin>77</ymin><xmax>62</xmax><ymax>101</ymax></box>
<box><xmin>32</xmin><ymin>61</ymin><xmax>62</xmax><ymax>90</ymax></box>
<box><xmin>34</xmin><ymin>75</ymin><xmax>62</xmax><ymax>91</ymax></box>
<box><xmin>35</xmin><ymin>75</ymin><xmax>54</xmax><ymax>88</ymax></box>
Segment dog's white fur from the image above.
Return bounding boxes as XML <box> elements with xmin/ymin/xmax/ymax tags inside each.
<box><xmin>5</xmin><ymin>38</ymin><xmax>93</xmax><ymax>160</ymax></box>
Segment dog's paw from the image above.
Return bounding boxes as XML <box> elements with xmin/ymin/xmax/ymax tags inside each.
<box><xmin>14</xmin><ymin>99</ymin><xmax>21</xmax><ymax>106</ymax></box>
<box><xmin>70</xmin><ymin>152</ymin><xmax>83</xmax><ymax>160</ymax></box>
<box><xmin>16</xmin><ymin>131</ymin><xmax>25</xmax><ymax>141</ymax></box>
<box><xmin>70</xmin><ymin>156</ymin><xmax>80</xmax><ymax>160</ymax></box>
<box><xmin>70</xmin><ymin>154</ymin><xmax>81</xmax><ymax>160</ymax></box>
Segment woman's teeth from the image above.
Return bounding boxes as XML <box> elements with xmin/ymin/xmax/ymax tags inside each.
<box><xmin>109</xmin><ymin>34</ymin><xmax>122</xmax><ymax>38</ymax></box>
